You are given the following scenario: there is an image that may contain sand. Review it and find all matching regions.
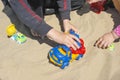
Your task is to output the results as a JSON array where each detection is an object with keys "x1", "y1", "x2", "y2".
[{"x1": 0, "y1": 1, "x2": 120, "y2": 80}]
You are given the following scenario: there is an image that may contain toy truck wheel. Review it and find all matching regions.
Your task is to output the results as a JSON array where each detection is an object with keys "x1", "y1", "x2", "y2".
[
  {"x1": 61, "y1": 65, "x2": 65, "y2": 69},
  {"x1": 76, "y1": 54, "x2": 83, "y2": 60},
  {"x1": 61, "y1": 62, "x2": 69, "y2": 69}
]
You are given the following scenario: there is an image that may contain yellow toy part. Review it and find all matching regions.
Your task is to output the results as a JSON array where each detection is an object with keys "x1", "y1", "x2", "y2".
[
  {"x1": 70, "y1": 54, "x2": 79, "y2": 62},
  {"x1": 6, "y1": 24, "x2": 17, "y2": 37}
]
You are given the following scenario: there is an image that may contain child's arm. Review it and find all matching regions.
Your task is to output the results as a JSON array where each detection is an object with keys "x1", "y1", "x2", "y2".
[
  {"x1": 56, "y1": 0, "x2": 79, "y2": 33},
  {"x1": 56, "y1": 0, "x2": 71, "y2": 20},
  {"x1": 9, "y1": 0, "x2": 52, "y2": 38}
]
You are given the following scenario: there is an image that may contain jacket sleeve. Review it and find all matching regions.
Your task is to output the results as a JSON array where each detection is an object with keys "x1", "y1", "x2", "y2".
[
  {"x1": 8, "y1": 0, "x2": 52, "y2": 38},
  {"x1": 56, "y1": 0, "x2": 71, "y2": 20}
]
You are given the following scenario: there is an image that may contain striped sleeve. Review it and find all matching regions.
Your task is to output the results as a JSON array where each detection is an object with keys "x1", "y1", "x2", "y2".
[
  {"x1": 9, "y1": 0, "x2": 52, "y2": 38},
  {"x1": 56, "y1": 0, "x2": 71, "y2": 20}
]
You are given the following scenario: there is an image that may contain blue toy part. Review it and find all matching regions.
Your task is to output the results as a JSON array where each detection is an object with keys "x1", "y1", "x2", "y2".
[
  {"x1": 61, "y1": 62, "x2": 69, "y2": 69},
  {"x1": 48, "y1": 44, "x2": 83, "y2": 69},
  {"x1": 69, "y1": 29, "x2": 81, "y2": 47},
  {"x1": 76, "y1": 54, "x2": 83, "y2": 60},
  {"x1": 49, "y1": 45, "x2": 72, "y2": 69},
  {"x1": 10, "y1": 33, "x2": 18, "y2": 40},
  {"x1": 10, "y1": 33, "x2": 27, "y2": 44},
  {"x1": 69, "y1": 29, "x2": 79, "y2": 38}
]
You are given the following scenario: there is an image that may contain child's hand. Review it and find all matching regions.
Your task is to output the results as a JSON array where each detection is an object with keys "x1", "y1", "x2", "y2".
[
  {"x1": 94, "y1": 31, "x2": 118, "y2": 49},
  {"x1": 63, "y1": 19, "x2": 79, "y2": 34},
  {"x1": 47, "y1": 29, "x2": 80, "y2": 50}
]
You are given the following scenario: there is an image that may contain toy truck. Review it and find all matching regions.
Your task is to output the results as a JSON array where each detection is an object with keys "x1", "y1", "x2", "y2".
[
  {"x1": 48, "y1": 29, "x2": 86, "y2": 69},
  {"x1": 49, "y1": 45, "x2": 71, "y2": 69},
  {"x1": 10, "y1": 33, "x2": 27, "y2": 44},
  {"x1": 49, "y1": 45, "x2": 84, "y2": 69}
]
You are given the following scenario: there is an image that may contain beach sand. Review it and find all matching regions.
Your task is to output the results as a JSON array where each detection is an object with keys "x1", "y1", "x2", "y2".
[{"x1": 0, "y1": 1, "x2": 120, "y2": 80}]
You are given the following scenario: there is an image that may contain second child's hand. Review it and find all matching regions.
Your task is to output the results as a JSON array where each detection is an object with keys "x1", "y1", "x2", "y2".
[{"x1": 63, "y1": 19, "x2": 79, "y2": 34}]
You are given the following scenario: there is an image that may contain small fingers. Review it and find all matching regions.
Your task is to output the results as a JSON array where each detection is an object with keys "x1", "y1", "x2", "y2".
[
  {"x1": 95, "y1": 38, "x2": 109, "y2": 49},
  {"x1": 73, "y1": 41, "x2": 80, "y2": 50},
  {"x1": 65, "y1": 34, "x2": 80, "y2": 50},
  {"x1": 70, "y1": 34, "x2": 80, "y2": 43},
  {"x1": 64, "y1": 40, "x2": 76, "y2": 50},
  {"x1": 94, "y1": 38, "x2": 107, "y2": 49},
  {"x1": 101, "y1": 42, "x2": 109, "y2": 49},
  {"x1": 70, "y1": 34, "x2": 81, "y2": 49},
  {"x1": 68, "y1": 38, "x2": 80, "y2": 50},
  {"x1": 70, "y1": 43, "x2": 77, "y2": 50},
  {"x1": 94, "y1": 38, "x2": 103, "y2": 47}
]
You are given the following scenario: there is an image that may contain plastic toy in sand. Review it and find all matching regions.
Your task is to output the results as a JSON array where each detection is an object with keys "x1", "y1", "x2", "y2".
[
  {"x1": 108, "y1": 43, "x2": 115, "y2": 51},
  {"x1": 6, "y1": 24, "x2": 27, "y2": 44},
  {"x1": 48, "y1": 29, "x2": 86, "y2": 69},
  {"x1": 6, "y1": 24, "x2": 17, "y2": 37}
]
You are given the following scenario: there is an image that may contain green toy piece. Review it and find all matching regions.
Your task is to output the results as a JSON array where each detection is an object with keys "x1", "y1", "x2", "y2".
[
  {"x1": 108, "y1": 43, "x2": 115, "y2": 51},
  {"x1": 10, "y1": 33, "x2": 27, "y2": 44}
]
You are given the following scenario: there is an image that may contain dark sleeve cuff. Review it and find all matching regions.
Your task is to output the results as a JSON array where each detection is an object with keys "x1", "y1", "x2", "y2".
[
  {"x1": 33, "y1": 20, "x2": 53, "y2": 39},
  {"x1": 60, "y1": 10, "x2": 71, "y2": 20}
]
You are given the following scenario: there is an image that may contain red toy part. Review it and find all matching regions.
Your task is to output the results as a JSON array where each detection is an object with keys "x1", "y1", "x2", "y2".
[
  {"x1": 80, "y1": 38, "x2": 84, "y2": 45},
  {"x1": 70, "y1": 39, "x2": 86, "y2": 54},
  {"x1": 90, "y1": 0, "x2": 107, "y2": 14}
]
